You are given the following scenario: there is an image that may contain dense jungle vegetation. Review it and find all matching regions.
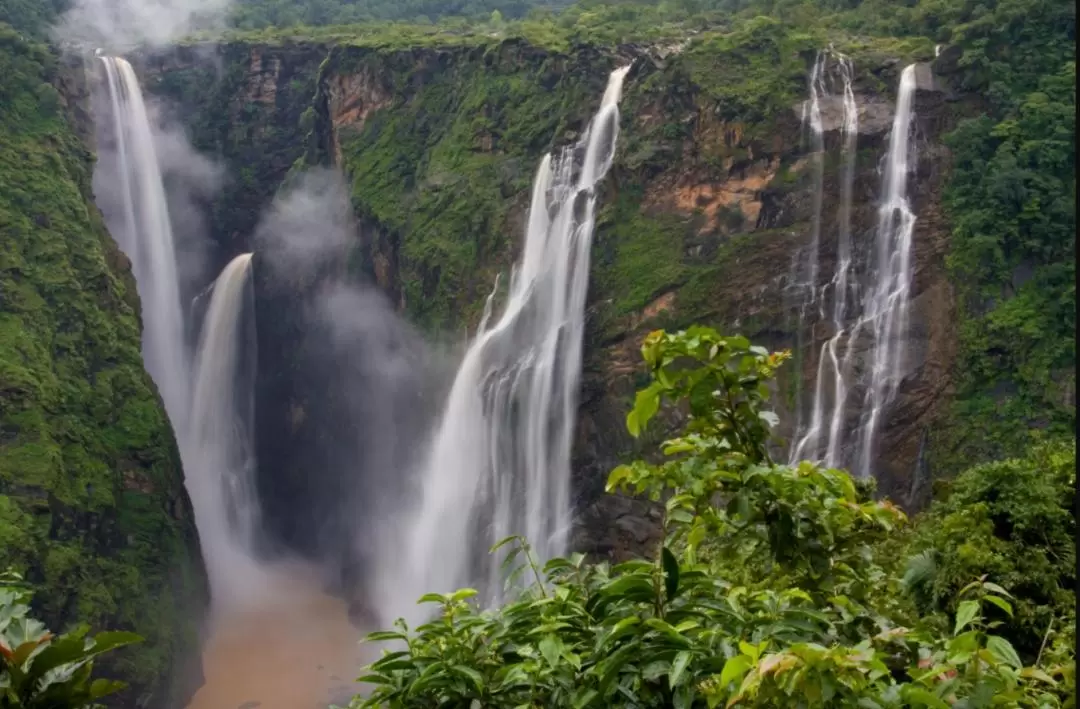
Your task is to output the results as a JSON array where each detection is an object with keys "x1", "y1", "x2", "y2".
[
  {"x1": 354, "y1": 328, "x2": 1076, "y2": 708},
  {"x1": 0, "y1": 0, "x2": 1073, "y2": 705}
]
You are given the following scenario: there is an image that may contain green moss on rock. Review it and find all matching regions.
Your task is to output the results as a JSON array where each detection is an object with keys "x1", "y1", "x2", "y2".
[{"x1": 0, "y1": 27, "x2": 207, "y2": 708}]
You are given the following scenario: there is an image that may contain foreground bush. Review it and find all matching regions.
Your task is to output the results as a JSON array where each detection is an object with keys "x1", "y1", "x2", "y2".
[
  {"x1": 0, "y1": 573, "x2": 140, "y2": 708},
  {"x1": 351, "y1": 328, "x2": 1076, "y2": 708}
]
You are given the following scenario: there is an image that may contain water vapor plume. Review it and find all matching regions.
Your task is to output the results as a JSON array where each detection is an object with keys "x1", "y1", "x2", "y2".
[
  {"x1": 250, "y1": 167, "x2": 440, "y2": 617},
  {"x1": 54, "y1": 0, "x2": 234, "y2": 49},
  {"x1": 255, "y1": 169, "x2": 356, "y2": 288}
]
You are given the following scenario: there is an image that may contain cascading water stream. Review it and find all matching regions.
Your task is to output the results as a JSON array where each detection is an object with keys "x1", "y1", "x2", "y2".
[
  {"x1": 96, "y1": 57, "x2": 269, "y2": 607},
  {"x1": 379, "y1": 65, "x2": 630, "y2": 623},
  {"x1": 97, "y1": 55, "x2": 190, "y2": 430},
  {"x1": 788, "y1": 49, "x2": 858, "y2": 467},
  {"x1": 852, "y1": 64, "x2": 918, "y2": 477},
  {"x1": 189, "y1": 253, "x2": 266, "y2": 610}
]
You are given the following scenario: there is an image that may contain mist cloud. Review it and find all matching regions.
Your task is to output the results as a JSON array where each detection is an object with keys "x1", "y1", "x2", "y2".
[
  {"x1": 54, "y1": 0, "x2": 234, "y2": 49},
  {"x1": 254, "y1": 169, "x2": 356, "y2": 287}
]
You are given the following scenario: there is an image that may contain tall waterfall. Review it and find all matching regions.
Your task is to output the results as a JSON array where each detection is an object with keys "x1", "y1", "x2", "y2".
[
  {"x1": 853, "y1": 64, "x2": 918, "y2": 477},
  {"x1": 97, "y1": 55, "x2": 190, "y2": 429},
  {"x1": 189, "y1": 253, "x2": 265, "y2": 609},
  {"x1": 96, "y1": 57, "x2": 268, "y2": 608},
  {"x1": 379, "y1": 65, "x2": 630, "y2": 621},
  {"x1": 788, "y1": 50, "x2": 859, "y2": 467}
]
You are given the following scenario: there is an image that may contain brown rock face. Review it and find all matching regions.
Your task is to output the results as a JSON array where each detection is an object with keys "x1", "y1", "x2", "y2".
[
  {"x1": 325, "y1": 66, "x2": 393, "y2": 166},
  {"x1": 572, "y1": 58, "x2": 970, "y2": 558}
]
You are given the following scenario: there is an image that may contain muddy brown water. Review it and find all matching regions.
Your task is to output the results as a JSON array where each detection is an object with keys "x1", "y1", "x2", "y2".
[{"x1": 185, "y1": 563, "x2": 373, "y2": 709}]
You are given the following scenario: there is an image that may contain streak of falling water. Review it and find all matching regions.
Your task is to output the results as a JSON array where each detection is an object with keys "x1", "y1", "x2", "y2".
[
  {"x1": 96, "y1": 60, "x2": 270, "y2": 608},
  {"x1": 378, "y1": 65, "x2": 631, "y2": 624},
  {"x1": 189, "y1": 253, "x2": 268, "y2": 609},
  {"x1": 824, "y1": 54, "x2": 859, "y2": 467},
  {"x1": 853, "y1": 64, "x2": 918, "y2": 478},
  {"x1": 788, "y1": 50, "x2": 858, "y2": 467},
  {"x1": 97, "y1": 56, "x2": 190, "y2": 431}
]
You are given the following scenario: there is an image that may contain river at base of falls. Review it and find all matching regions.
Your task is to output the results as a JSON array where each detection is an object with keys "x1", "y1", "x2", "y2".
[{"x1": 185, "y1": 562, "x2": 370, "y2": 709}]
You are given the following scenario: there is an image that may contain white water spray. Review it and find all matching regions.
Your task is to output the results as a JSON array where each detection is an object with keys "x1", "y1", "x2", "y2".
[
  {"x1": 98, "y1": 56, "x2": 190, "y2": 429},
  {"x1": 97, "y1": 58, "x2": 269, "y2": 608},
  {"x1": 379, "y1": 65, "x2": 630, "y2": 622},
  {"x1": 853, "y1": 64, "x2": 918, "y2": 477},
  {"x1": 788, "y1": 50, "x2": 858, "y2": 467},
  {"x1": 189, "y1": 253, "x2": 266, "y2": 610}
]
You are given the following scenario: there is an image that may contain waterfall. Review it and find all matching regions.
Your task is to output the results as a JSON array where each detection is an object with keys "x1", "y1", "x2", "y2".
[
  {"x1": 853, "y1": 64, "x2": 918, "y2": 477},
  {"x1": 96, "y1": 57, "x2": 269, "y2": 608},
  {"x1": 788, "y1": 50, "x2": 858, "y2": 467},
  {"x1": 189, "y1": 253, "x2": 266, "y2": 609},
  {"x1": 379, "y1": 65, "x2": 630, "y2": 621},
  {"x1": 97, "y1": 55, "x2": 190, "y2": 430}
]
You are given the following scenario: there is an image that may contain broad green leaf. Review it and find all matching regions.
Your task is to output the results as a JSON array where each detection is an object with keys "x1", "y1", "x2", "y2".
[
  {"x1": 980, "y1": 582, "x2": 1012, "y2": 598},
  {"x1": 673, "y1": 685, "x2": 694, "y2": 709},
  {"x1": 644, "y1": 618, "x2": 692, "y2": 647},
  {"x1": 627, "y1": 382, "x2": 663, "y2": 438},
  {"x1": 86, "y1": 631, "x2": 142, "y2": 654},
  {"x1": 662, "y1": 547, "x2": 680, "y2": 602},
  {"x1": 453, "y1": 664, "x2": 485, "y2": 691},
  {"x1": 719, "y1": 655, "x2": 752, "y2": 687},
  {"x1": 986, "y1": 635, "x2": 1023, "y2": 669},
  {"x1": 1019, "y1": 667, "x2": 1057, "y2": 684},
  {"x1": 900, "y1": 685, "x2": 951, "y2": 708},
  {"x1": 88, "y1": 678, "x2": 126, "y2": 700},
  {"x1": 670, "y1": 650, "x2": 692, "y2": 687},
  {"x1": 417, "y1": 593, "x2": 446, "y2": 605},
  {"x1": 606, "y1": 465, "x2": 633, "y2": 492},
  {"x1": 539, "y1": 634, "x2": 563, "y2": 668},
  {"x1": 449, "y1": 588, "x2": 479, "y2": 603},
  {"x1": 954, "y1": 600, "x2": 980, "y2": 635},
  {"x1": 982, "y1": 594, "x2": 1013, "y2": 617},
  {"x1": 572, "y1": 689, "x2": 599, "y2": 708}
]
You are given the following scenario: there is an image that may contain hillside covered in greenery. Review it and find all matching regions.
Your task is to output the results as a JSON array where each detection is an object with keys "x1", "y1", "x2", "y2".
[
  {"x1": 0, "y1": 20, "x2": 207, "y2": 709},
  {"x1": 0, "y1": 0, "x2": 1073, "y2": 705}
]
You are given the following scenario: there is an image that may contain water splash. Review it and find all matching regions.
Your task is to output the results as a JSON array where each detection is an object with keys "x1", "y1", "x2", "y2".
[
  {"x1": 189, "y1": 253, "x2": 267, "y2": 609},
  {"x1": 378, "y1": 65, "x2": 631, "y2": 623}
]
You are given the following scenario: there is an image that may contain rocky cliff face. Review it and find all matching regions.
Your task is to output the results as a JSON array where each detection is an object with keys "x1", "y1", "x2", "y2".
[
  {"x1": 0, "y1": 33, "x2": 207, "y2": 708},
  {"x1": 138, "y1": 32, "x2": 967, "y2": 574}
]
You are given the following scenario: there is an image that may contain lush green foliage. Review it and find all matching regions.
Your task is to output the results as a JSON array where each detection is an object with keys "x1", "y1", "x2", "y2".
[
  {"x1": 930, "y1": 0, "x2": 1075, "y2": 468},
  {"x1": 230, "y1": 0, "x2": 566, "y2": 29},
  {"x1": 903, "y1": 438, "x2": 1076, "y2": 663},
  {"x1": 0, "y1": 24, "x2": 206, "y2": 705},
  {"x1": 0, "y1": 0, "x2": 68, "y2": 39},
  {"x1": 0, "y1": 572, "x2": 140, "y2": 708},
  {"x1": 350, "y1": 328, "x2": 1075, "y2": 708},
  {"x1": 326, "y1": 43, "x2": 608, "y2": 329}
]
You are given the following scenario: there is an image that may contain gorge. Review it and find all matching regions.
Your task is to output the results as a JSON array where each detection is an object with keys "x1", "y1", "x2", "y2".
[{"x1": 0, "y1": 0, "x2": 1074, "y2": 706}]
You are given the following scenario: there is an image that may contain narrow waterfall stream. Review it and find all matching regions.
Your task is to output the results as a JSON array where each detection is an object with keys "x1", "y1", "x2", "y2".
[
  {"x1": 853, "y1": 63, "x2": 918, "y2": 477},
  {"x1": 788, "y1": 58, "x2": 919, "y2": 478},
  {"x1": 96, "y1": 55, "x2": 190, "y2": 431},
  {"x1": 377, "y1": 64, "x2": 631, "y2": 623},
  {"x1": 188, "y1": 253, "x2": 267, "y2": 608},
  {"x1": 788, "y1": 49, "x2": 859, "y2": 468}
]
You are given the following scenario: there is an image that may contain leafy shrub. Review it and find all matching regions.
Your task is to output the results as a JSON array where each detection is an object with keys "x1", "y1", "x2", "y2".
[
  {"x1": 903, "y1": 437, "x2": 1076, "y2": 662},
  {"x1": 349, "y1": 328, "x2": 1075, "y2": 708},
  {"x1": 0, "y1": 572, "x2": 141, "y2": 708}
]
